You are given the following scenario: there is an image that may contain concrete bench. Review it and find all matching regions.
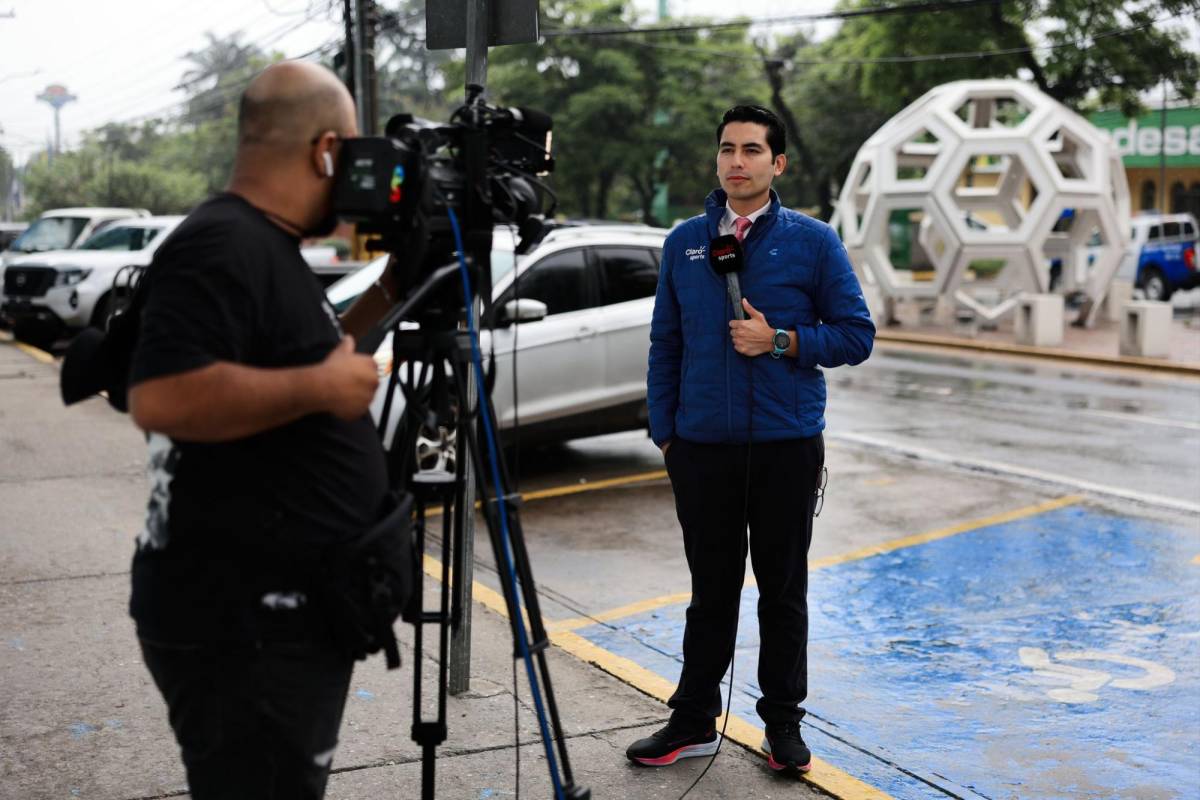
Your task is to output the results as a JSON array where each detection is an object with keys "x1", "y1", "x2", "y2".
[
  {"x1": 1015, "y1": 293, "x2": 1064, "y2": 347},
  {"x1": 1119, "y1": 301, "x2": 1172, "y2": 359}
]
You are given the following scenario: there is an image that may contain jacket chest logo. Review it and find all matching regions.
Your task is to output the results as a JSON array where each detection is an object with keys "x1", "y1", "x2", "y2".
[{"x1": 685, "y1": 246, "x2": 706, "y2": 262}]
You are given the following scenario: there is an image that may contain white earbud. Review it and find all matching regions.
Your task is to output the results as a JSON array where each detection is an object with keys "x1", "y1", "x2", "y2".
[{"x1": 323, "y1": 152, "x2": 335, "y2": 178}]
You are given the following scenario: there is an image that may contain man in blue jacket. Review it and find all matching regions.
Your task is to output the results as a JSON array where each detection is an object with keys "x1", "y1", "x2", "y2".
[{"x1": 627, "y1": 105, "x2": 874, "y2": 776}]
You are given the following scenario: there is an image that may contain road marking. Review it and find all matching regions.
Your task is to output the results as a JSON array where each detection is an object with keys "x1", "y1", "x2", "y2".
[
  {"x1": 546, "y1": 592, "x2": 692, "y2": 634},
  {"x1": 555, "y1": 495, "x2": 1083, "y2": 633},
  {"x1": 424, "y1": 469, "x2": 668, "y2": 517},
  {"x1": 518, "y1": 469, "x2": 668, "y2": 502},
  {"x1": 9, "y1": 339, "x2": 57, "y2": 365},
  {"x1": 419, "y1": 554, "x2": 889, "y2": 799},
  {"x1": 810, "y1": 494, "x2": 1084, "y2": 570},
  {"x1": 1078, "y1": 408, "x2": 1200, "y2": 432},
  {"x1": 829, "y1": 430, "x2": 1200, "y2": 515}
]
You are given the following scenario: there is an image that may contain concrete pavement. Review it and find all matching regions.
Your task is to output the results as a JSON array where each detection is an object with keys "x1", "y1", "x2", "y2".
[{"x1": 0, "y1": 338, "x2": 831, "y2": 800}]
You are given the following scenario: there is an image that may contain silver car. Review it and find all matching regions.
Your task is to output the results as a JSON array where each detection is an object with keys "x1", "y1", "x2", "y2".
[{"x1": 326, "y1": 223, "x2": 668, "y2": 466}]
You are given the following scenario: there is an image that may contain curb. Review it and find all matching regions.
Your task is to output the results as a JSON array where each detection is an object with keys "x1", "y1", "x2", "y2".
[
  {"x1": 0, "y1": 330, "x2": 58, "y2": 365},
  {"x1": 875, "y1": 329, "x2": 1200, "y2": 377}
]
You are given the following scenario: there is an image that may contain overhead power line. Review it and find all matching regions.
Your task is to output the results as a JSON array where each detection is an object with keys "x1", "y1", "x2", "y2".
[
  {"x1": 610, "y1": 12, "x2": 1179, "y2": 67},
  {"x1": 541, "y1": 0, "x2": 1003, "y2": 38}
]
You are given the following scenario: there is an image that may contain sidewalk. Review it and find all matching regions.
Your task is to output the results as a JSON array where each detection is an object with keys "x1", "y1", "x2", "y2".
[
  {"x1": 874, "y1": 292, "x2": 1200, "y2": 374},
  {"x1": 0, "y1": 338, "x2": 829, "y2": 800}
]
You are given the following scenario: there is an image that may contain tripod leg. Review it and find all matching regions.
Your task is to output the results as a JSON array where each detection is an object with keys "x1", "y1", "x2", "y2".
[{"x1": 450, "y1": 345, "x2": 590, "y2": 799}]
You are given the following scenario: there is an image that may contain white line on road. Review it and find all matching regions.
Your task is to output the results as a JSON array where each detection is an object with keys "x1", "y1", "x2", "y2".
[
  {"x1": 829, "y1": 431, "x2": 1200, "y2": 516},
  {"x1": 1077, "y1": 408, "x2": 1200, "y2": 432}
]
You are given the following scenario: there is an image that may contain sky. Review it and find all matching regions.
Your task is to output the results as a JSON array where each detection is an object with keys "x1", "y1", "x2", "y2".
[{"x1": 0, "y1": 0, "x2": 1195, "y2": 166}]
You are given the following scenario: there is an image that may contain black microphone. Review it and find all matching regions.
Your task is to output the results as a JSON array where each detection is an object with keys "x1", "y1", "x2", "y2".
[{"x1": 709, "y1": 234, "x2": 746, "y2": 320}]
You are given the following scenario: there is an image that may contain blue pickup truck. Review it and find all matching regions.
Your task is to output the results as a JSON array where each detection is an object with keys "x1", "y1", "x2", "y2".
[{"x1": 1123, "y1": 213, "x2": 1199, "y2": 302}]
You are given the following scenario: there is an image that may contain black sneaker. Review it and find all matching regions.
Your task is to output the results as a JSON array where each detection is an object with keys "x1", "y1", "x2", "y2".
[
  {"x1": 626, "y1": 717, "x2": 719, "y2": 766},
  {"x1": 762, "y1": 721, "x2": 812, "y2": 774}
]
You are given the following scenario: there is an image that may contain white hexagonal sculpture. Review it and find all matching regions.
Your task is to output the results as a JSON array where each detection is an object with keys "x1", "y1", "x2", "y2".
[{"x1": 831, "y1": 79, "x2": 1131, "y2": 326}]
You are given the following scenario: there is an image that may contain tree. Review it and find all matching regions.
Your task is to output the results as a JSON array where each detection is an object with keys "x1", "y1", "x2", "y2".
[
  {"x1": 22, "y1": 147, "x2": 206, "y2": 216},
  {"x1": 770, "y1": 0, "x2": 1200, "y2": 218},
  {"x1": 834, "y1": 0, "x2": 1200, "y2": 115},
  {"x1": 374, "y1": 0, "x2": 455, "y2": 124},
  {"x1": 482, "y1": 0, "x2": 769, "y2": 224},
  {"x1": 177, "y1": 31, "x2": 265, "y2": 125},
  {"x1": 0, "y1": 146, "x2": 15, "y2": 220}
]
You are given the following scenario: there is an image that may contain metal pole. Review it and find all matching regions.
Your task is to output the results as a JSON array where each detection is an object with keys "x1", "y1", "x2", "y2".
[
  {"x1": 342, "y1": 0, "x2": 356, "y2": 102},
  {"x1": 449, "y1": 0, "x2": 489, "y2": 697},
  {"x1": 465, "y1": 0, "x2": 489, "y2": 88},
  {"x1": 353, "y1": 0, "x2": 376, "y2": 136},
  {"x1": 1159, "y1": 78, "x2": 1167, "y2": 211}
]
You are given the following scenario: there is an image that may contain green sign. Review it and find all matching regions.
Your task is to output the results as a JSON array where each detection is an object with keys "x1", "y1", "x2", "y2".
[{"x1": 1089, "y1": 107, "x2": 1200, "y2": 168}]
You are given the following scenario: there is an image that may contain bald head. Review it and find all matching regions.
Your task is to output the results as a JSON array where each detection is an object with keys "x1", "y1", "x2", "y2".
[{"x1": 237, "y1": 61, "x2": 356, "y2": 148}]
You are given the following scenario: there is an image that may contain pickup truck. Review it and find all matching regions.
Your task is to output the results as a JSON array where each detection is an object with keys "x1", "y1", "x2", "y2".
[{"x1": 1121, "y1": 213, "x2": 1199, "y2": 301}]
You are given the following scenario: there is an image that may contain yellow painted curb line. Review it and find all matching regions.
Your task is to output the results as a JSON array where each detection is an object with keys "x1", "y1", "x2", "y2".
[
  {"x1": 5, "y1": 337, "x2": 57, "y2": 365},
  {"x1": 420, "y1": 554, "x2": 890, "y2": 798}
]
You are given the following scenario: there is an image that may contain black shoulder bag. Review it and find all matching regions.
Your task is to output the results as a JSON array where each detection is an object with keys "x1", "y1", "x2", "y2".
[{"x1": 318, "y1": 491, "x2": 417, "y2": 669}]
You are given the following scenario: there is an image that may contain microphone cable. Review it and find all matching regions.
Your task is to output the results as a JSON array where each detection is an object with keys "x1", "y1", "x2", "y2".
[{"x1": 678, "y1": 285, "x2": 756, "y2": 800}]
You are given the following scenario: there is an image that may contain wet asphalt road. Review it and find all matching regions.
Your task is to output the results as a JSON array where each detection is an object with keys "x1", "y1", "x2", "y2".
[{"x1": 454, "y1": 343, "x2": 1200, "y2": 623}]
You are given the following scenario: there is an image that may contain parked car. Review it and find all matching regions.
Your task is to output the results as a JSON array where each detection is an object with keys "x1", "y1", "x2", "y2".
[
  {"x1": 1117, "y1": 212, "x2": 1198, "y2": 301},
  {"x1": 0, "y1": 207, "x2": 150, "y2": 267},
  {"x1": 326, "y1": 223, "x2": 668, "y2": 465},
  {"x1": 0, "y1": 222, "x2": 28, "y2": 252},
  {"x1": 2, "y1": 215, "x2": 183, "y2": 346}
]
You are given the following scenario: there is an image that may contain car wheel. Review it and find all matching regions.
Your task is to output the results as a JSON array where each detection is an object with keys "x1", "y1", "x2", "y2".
[
  {"x1": 415, "y1": 419, "x2": 457, "y2": 474},
  {"x1": 90, "y1": 293, "x2": 112, "y2": 330},
  {"x1": 1140, "y1": 268, "x2": 1173, "y2": 302}
]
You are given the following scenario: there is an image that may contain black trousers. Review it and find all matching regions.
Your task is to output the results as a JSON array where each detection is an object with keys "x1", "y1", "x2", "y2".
[
  {"x1": 140, "y1": 638, "x2": 354, "y2": 800},
  {"x1": 664, "y1": 434, "x2": 824, "y2": 727}
]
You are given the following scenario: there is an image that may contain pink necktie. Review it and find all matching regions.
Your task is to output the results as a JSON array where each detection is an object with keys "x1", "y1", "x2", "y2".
[{"x1": 734, "y1": 216, "x2": 752, "y2": 243}]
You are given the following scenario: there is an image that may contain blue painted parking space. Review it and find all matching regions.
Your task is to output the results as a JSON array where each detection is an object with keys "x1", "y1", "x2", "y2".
[{"x1": 576, "y1": 504, "x2": 1200, "y2": 798}]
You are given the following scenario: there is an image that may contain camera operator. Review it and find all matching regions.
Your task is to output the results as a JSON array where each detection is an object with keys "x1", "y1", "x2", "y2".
[{"x1": 126, "y1": 61, "x2": 399, "y2": 800}]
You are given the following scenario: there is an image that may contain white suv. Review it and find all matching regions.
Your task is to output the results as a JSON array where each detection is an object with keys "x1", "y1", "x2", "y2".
[
  {"x1": 327, "y1": 223, "x2": 668, "y2": 458},
  {"x1": 2, "y1": 216, "x2": 183, "y2": 343},
  {"x1": 0, "y1": 207, "x2": 150, "y2": 267}
]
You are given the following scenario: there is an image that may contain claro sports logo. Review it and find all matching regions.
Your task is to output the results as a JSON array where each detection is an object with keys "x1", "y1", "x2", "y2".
[
  {"x1": 686, "y1": 247, "x2": 706, "y2": 262},
  {"x1": 711, "y1": 243, "x2": 737, "y2": 264},
  {"x1": 389, "y1": 165, "x2": 406, "y2": 204}
]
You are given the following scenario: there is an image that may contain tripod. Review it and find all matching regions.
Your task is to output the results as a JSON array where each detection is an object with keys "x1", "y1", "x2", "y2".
[{"x1": 371, "y1": 266, "x2": 590, "y2": 800}]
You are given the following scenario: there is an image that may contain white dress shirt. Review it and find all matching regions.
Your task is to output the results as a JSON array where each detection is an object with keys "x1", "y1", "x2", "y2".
[{"x1": 718, "y1": 198, "x2": 772, "y2": 238}]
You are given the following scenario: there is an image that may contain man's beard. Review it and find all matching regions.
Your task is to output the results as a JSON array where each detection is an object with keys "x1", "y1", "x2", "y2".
[{"x1": 305, "y1": 210, "x2": 339, "y2": 239}]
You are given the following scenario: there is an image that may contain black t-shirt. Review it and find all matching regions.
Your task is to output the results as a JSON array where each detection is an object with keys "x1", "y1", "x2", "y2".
[{"x1": 129, "y1": 193, "x2": 388, "y2": 645}]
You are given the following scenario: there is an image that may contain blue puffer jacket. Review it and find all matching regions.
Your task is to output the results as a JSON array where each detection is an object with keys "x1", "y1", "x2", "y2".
[{"x1": 647, "y1": 189, "x2": 875, "y2": 446}]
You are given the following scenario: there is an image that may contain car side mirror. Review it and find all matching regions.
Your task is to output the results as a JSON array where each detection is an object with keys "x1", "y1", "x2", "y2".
[{"x1": 498, "y1": 298, "x2": 548, "y2": 326}]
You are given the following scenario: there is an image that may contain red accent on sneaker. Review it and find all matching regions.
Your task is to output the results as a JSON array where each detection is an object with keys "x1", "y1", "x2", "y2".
[
  {"x1": 767, "y1": 753, "x2": 812, "y2": 773},
  {"x1": 634, "y1": 745, "x2": 692, "y2": 766}
]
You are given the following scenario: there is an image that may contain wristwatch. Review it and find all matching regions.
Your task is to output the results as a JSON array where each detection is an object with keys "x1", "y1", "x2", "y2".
[{"x1": 771, "y1": 328, "x2": 789, "y2": 359}]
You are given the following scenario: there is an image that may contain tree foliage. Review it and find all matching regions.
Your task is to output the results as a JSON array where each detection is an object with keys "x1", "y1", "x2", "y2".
[
  {"x1": 482, "y1": 0, "x2": 769, "y2": 224},
  {"x1": 20, "y1": 2, "x2": 1198, "y2": 223}
]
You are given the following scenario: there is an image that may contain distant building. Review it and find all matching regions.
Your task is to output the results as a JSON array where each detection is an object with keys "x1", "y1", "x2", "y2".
[{"x1": 1089, "y1": 106, "x2": 1200, "y2": 218}]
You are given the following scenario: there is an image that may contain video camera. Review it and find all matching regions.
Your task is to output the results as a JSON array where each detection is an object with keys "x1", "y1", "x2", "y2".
[{"x1": 331, "y1": 84, "x2": 554, "y2": 313}]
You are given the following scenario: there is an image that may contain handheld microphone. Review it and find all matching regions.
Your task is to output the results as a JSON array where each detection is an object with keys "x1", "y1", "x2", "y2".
[{"x1": 709, "y1": 234, "x2": 746, "y2": 320}]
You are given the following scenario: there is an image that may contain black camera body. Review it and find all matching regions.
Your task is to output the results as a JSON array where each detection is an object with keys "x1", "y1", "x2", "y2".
[{"x1": 331, "y1": 86, "x2": 554, "y2": 310}]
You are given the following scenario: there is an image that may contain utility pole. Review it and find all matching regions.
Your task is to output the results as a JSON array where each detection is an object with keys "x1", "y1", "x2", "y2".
[
  {"x1": 342, "y1": 0, "x2": 356, "y2": 103},
  {"x1": 1159, "y1": 77, "x2": 1168, "y2": 212},
  {"x1": 353, "y1": 0, "x2": 378, "y2": 136}
]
